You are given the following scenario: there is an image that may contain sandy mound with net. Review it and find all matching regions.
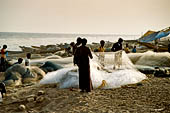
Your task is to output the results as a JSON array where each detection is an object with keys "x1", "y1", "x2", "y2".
[
  {"x1": 40, "y1": 51, "x2": 147, "y2": 89},
  {"x1": 128, "y1": 51, "x2": 170, "y2": 67}
]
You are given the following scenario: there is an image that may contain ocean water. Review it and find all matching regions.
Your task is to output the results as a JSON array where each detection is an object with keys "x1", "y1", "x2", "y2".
[{"x1": 0, "y1": 32, "x2": 140, "y2": 51}]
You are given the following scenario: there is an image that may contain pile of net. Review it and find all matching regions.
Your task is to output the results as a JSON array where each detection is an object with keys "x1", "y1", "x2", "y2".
[{"x1": 40, "y1": 51, "x2": 147, "y2": 89}]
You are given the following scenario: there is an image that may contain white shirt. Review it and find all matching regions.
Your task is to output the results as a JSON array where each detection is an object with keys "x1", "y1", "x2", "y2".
[{"x1": 25, "y1": 58, "x2": 30, "y2": 66}]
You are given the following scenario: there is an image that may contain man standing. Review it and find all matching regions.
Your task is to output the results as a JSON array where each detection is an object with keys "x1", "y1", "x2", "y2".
[
  {"x1": 111, "y1": 38, "x2": 123, "y2": 69},
  {"x1": 98, "y1": 40, "x2": 105, "y2": 66},
  {"x1": 73, "y1": 37, "x2": 82, "y2": 65},
  {"x1": 111, "y1": 38, "x2": 123, "y2": 52},
  {"x1": 0, "y1": 45, "x2": 7, "y2": 72},
  {"x1": 75, "y1": 38, "x2": 93, "y2": 92}
]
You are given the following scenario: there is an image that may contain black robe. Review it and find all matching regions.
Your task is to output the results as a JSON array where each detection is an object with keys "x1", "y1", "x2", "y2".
[{"x1": 75, "y1": 45, "x2": 93, "y2": 92}]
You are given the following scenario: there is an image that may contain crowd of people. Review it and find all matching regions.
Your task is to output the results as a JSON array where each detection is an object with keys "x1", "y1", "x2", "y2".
[
  {"x1": 69, "y1": 37, "x2": 137, "y2": 92},
  {"x1": 2, "y1": 37, "x2": 169, "y2": 94},
  {"x1": 0, "y1": 37, "x2": 136, "y2": 94},
  {"x1": 0, "y1": 44, "x2": 32, "y2": 73},
  {"x1": 0, "y1": 45, "x2": 33, "y2": 100}
]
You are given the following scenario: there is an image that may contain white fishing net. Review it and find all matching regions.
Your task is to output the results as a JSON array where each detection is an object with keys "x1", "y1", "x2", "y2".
[
  {"x1": 135, "y1": 51, "x2": 170, "y2": 67},
  {"x1": 94, "y1": 50, "x2": 136, "y2": 71},
  {"x1": 128, "y1": 51, "x2": 170, "y2": 67},
  {"x1": 40, "y1": 51, "x2": 147, "y2": 89}
]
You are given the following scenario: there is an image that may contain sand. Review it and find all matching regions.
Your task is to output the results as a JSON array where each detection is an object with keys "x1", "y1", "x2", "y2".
[
  {"x1": 1, "y1": 39, "x2": 170, "y2": 113},
  {"x1": 0, "y1": 74, "x2": 170, "y2": 113}
]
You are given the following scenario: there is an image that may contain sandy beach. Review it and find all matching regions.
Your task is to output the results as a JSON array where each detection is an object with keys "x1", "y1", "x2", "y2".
[
  {"x1": 1, "y1": 0, "x2": 170, "y2": 112},
  {"x1": 0, "y1": 74, "x2": 170, "y2": 113},
  {"x1": 1, "y1": 38, "x2": 170, "y2": 113}
]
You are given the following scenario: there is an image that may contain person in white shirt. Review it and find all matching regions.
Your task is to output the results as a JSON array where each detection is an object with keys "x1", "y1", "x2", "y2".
[
  {"x1": 25, "y1": 53, "x2": 31, "y2": 66},
  {"x1": 24, "y1": 53, "x2": 34, "y2": 78}
]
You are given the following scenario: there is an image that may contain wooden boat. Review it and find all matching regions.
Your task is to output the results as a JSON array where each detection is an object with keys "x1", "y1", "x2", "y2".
[
  {"x1": 138, "y1": 42, "x2": 168, "y2": 52},
  {"x1": 19, "y1": 45, "x2": 61, "y2": 53}
]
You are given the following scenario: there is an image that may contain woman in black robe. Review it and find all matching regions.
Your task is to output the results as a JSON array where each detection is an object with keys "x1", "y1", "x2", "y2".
[{"x1": 74, "y1": 38, "x2": 93, "y2": 92}]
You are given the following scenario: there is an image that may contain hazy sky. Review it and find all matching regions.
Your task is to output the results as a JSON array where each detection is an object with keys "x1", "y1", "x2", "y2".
[{"x1": 0, "y1": 0, "x2": 169, "y2": 34}]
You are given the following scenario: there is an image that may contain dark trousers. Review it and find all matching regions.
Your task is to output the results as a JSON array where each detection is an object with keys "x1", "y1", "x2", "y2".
[
  {"x1": 78, "y1": 64, "x2": 93, "y2": 92},
  {"x1": 0, "y1": 57, "x2": 6, "y2": 72}
]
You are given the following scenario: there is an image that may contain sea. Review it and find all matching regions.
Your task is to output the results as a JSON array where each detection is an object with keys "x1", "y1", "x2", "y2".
[{"x1": 0, "y1": 32, "x2": 140, "y2": 51}]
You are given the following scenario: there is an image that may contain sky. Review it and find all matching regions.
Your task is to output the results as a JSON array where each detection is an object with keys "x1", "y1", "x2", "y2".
[{"x1": 0, "y1": 0, "x2": 170, "y2": 35}]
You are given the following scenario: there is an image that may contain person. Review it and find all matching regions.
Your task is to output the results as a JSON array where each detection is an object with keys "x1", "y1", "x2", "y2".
[
  {"x1": 0, "y1": 45, "x2": 7, "y2": 72},
  {"x1": 124, "y1": 43, "x2": 130, "y2": 53},
  {"x1": 132, "y1": 46, "x2": 137, "y2": 53},
  {"x1": 73, "y1": 37, "x2": 82, "y2": 65},
  {"x1": 70, "y1": 42, "x2": 75, "y2": 55},
  {"x1": 73, "y1": 37, "x2": 82, "y2": 55},
  {"x1": 65, "y1": 46, "x2": 72, "y2": 56},
  {"x1": 98, "y1": 40, "x2": 105, "y2": 52},
  {"x1": 98, "y1": 40, "x2": 105, "y2": 66},
  {"x1": 24, "y1": 53, "x2": 34, "y2": 78},
  {"x1": 154, "y1": 41, "x2": 158, "y2": 52},
  {"x1": 168, "y1": 44, "x2": 170, "y2": 53},
  {"x1": 111, "y1": 38, "x2": 123, "y2": 69},
  {"x1": 74, "y1": 38, "x2": 93, "y2": 92},
  {"x1": 13, "y1": 58, "x2": 23, "y2": 65},
  {"x1": 0, "y1": 82, "x2": 6, "y2": 98},
  {"x1": 111, "y1": 38, "x2": 123, "y2": 52},
  {"x1": 25, "y1": 53, "x2": 31, "y2": 66}
]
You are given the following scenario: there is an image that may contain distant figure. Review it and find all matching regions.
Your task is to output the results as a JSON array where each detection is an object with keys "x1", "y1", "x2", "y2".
[
  {"x1": 73, "y1": 37, "x2": 82, "y2": 55},
  {"x1": 98, "y1": 40, "x2": 105, "y2": 52},
  {"x1": 70, "y1": 42, "x2": 75, "y2": 55},
  {"x1": 65, "y1": 46, "x2": 72, "y2": 56},
  {"x1": 24, "y1": 53, "x2": 34, "y2": 78},
  {"x1": 132, "y1": 46, "x2": 137, "y2": 53},
  {"x1": 13, "y1": 58, "x2": 23, "y2": 65},
  {"x1": 74, "y1": 38, "x2": 93, "y2": 92},
  {"x1": 168, "y1": 44, "x2": 170, "y2": 53},
  {"x1": 154, "y1": 42, "x2": 158, "y2": 52},
  {"x1": 0, "y1": 45, "x2": 8, "y2": 72},
  {"x1": 111, "y1": 38, "x2": 123, "y2": 69},
  {"x1": 73, "y1": 37, "x2": 82, "y2": 65},
  {"x1": 124, "y1": 43, "x2": 130, "y2": 53},
  {"x1": 25, "y1": 53, "x2": 31, "y2": 66},
  {"x1": 111, "y1": 38, "x2": 123, "y2": 52},
  {"x1": 0, "y1": 82, "x2": 6, "y2": 98},
  {"x1": 98, "y1": 40, "x2": 105, "y2": 66}
]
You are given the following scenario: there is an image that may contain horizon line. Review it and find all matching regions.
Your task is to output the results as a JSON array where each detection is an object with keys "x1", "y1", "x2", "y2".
[{"x1": 0, "y1": 31, "x2": 141, "y2": 36}]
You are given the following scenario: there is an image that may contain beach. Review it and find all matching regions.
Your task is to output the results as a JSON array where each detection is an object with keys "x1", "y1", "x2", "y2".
[
  {"x1": 0, "y1": 37, "x2": 170, "y2": 113},
  {"x1": 1, "y1": 0, "x2": 170, "y2": 112},
  {"x1": 0, "y1": 74, "x2": 170, "y2": 113}
]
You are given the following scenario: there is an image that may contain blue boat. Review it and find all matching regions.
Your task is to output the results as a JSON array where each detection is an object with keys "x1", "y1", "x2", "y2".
[{"x1": 139, "y1": 27, "x2": 170, "y2": 43}]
